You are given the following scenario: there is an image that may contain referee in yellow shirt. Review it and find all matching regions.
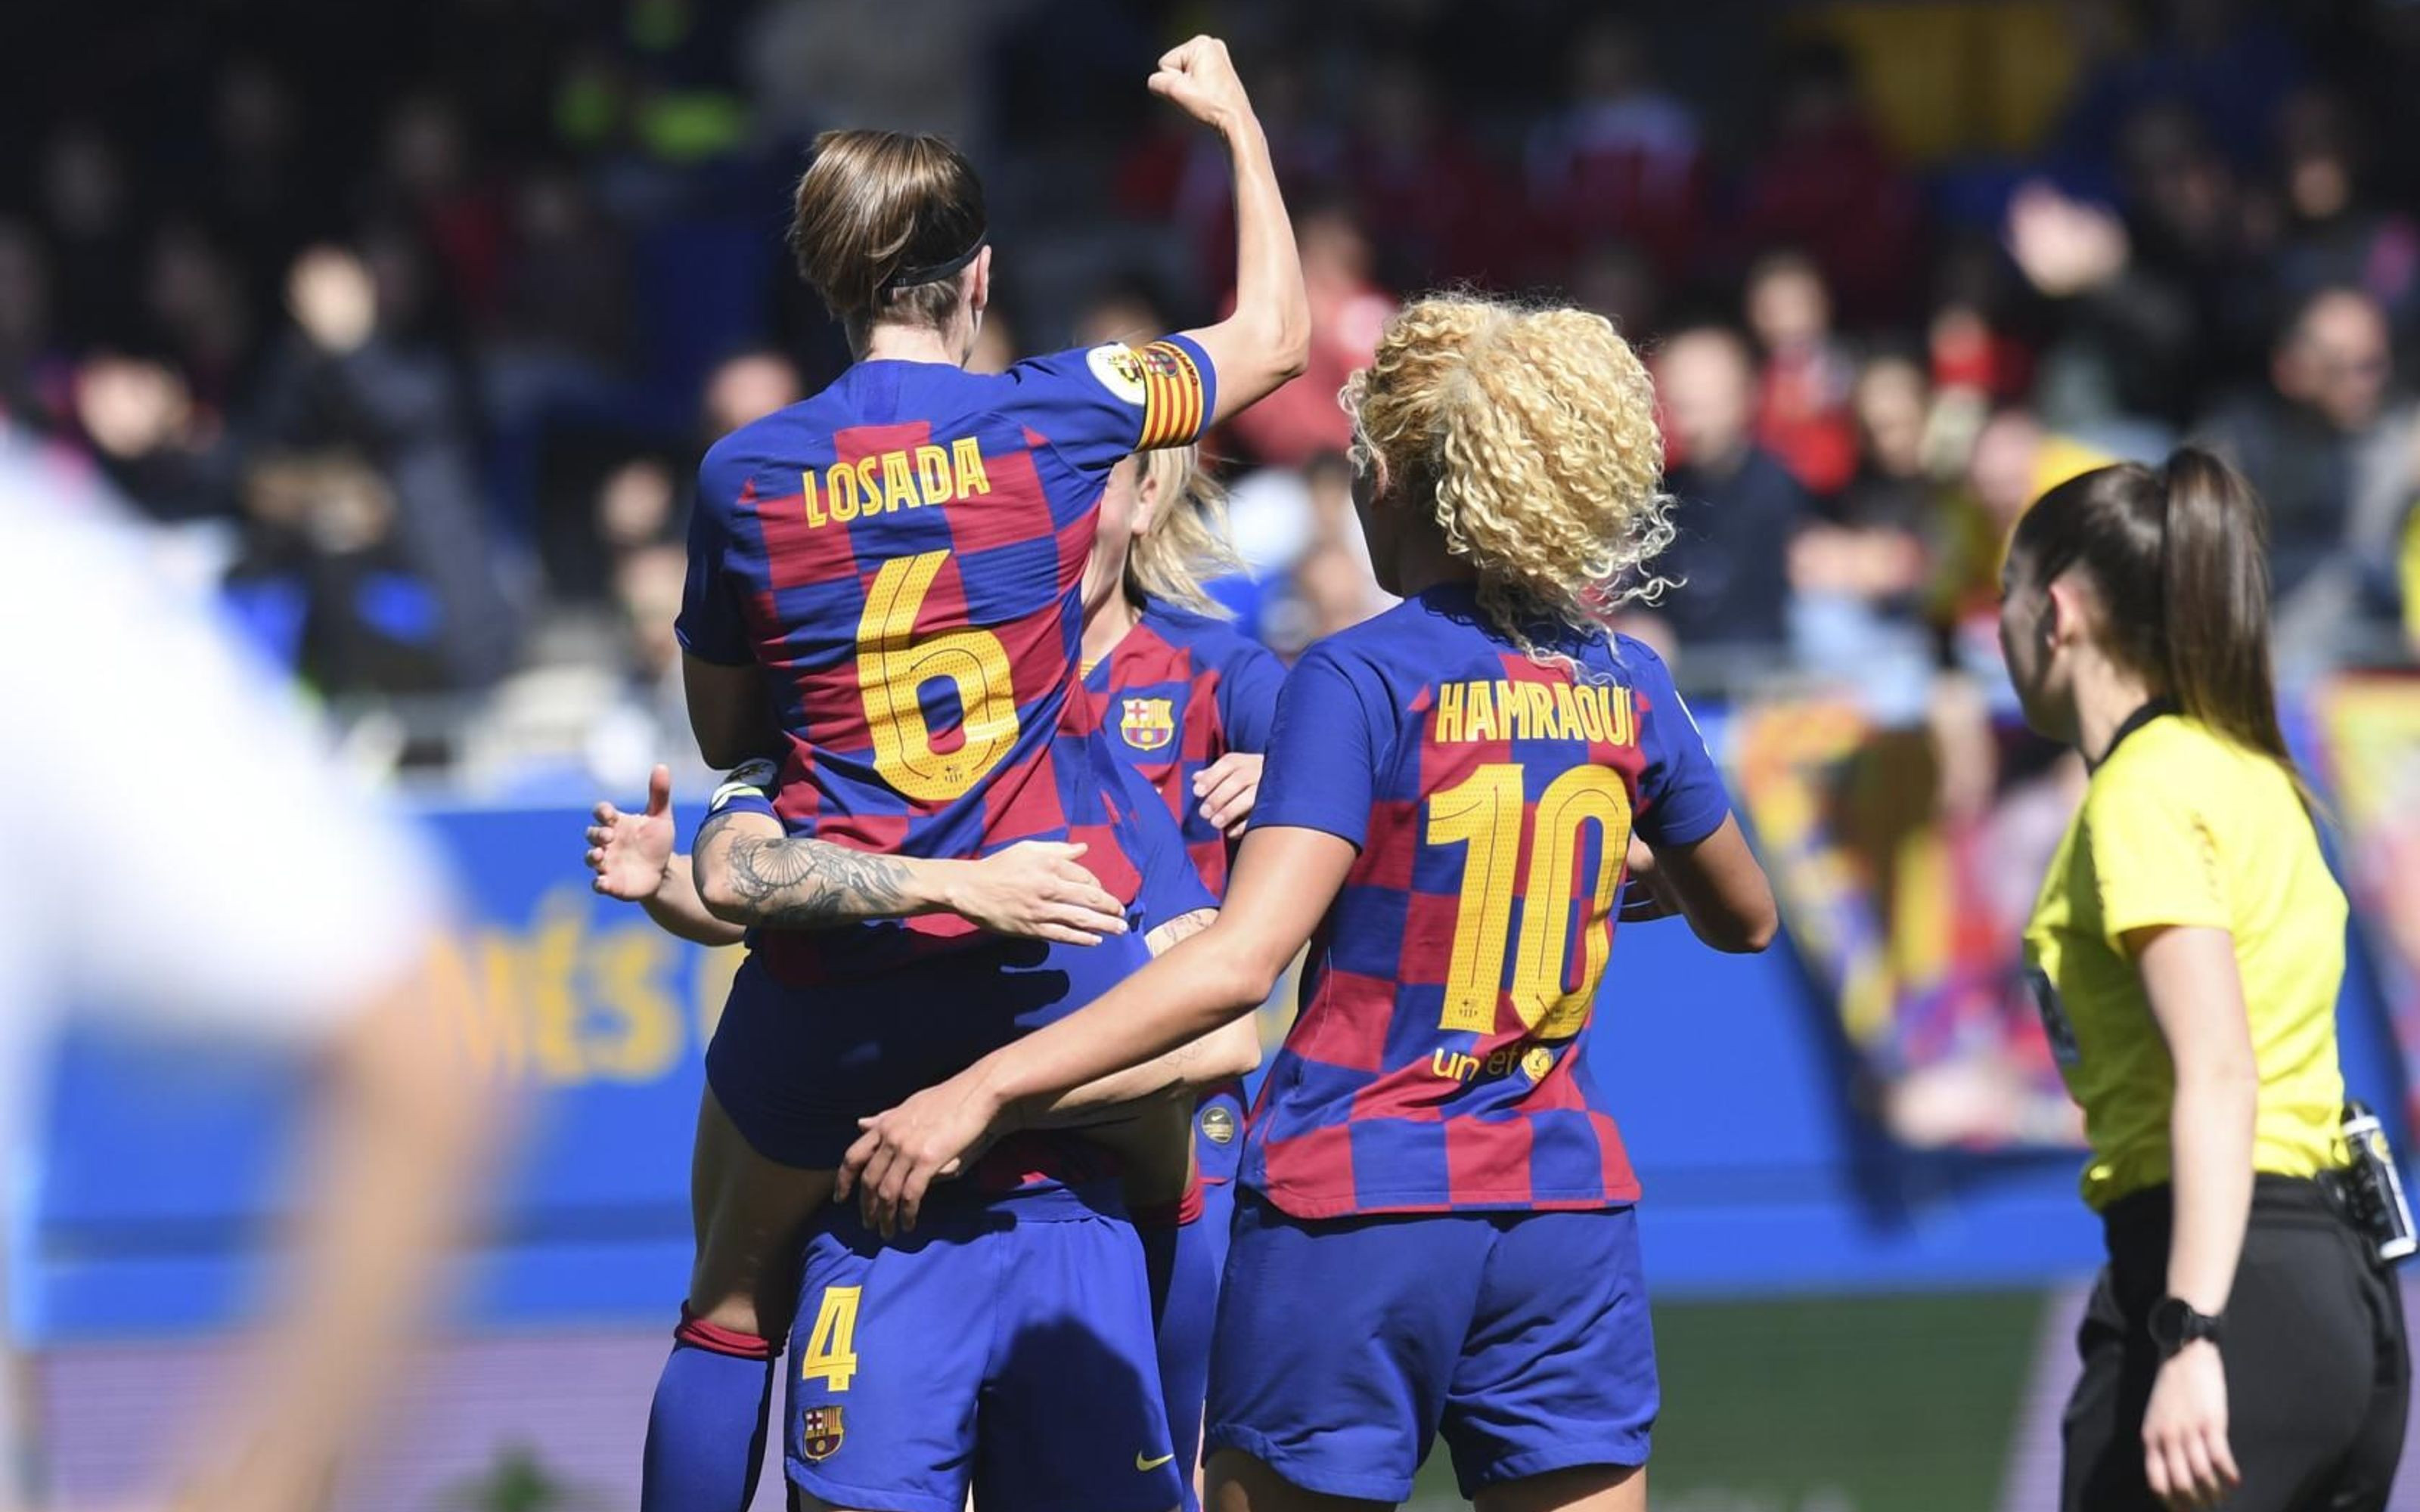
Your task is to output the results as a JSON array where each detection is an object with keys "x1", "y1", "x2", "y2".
[{"x1": 2001, "y1": 447, "x2": 2409, "y2": 1510}]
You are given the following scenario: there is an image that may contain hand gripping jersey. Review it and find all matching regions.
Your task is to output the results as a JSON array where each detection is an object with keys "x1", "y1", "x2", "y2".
[
  {"x1": 1241, "y1": 584, "x2": 1732, "y2": 1217},
  {"x1": 1084, "y1": 599, "x2": 1286, "y2": 897},
  {"x1": 677, "y1": 339, "x2": 1216, "y2": 986}
]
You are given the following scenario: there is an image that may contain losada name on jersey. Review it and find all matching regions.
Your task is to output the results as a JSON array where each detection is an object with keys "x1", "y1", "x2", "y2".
[
  {"x1": 1431, "y1": 678, "x2": 1636, "y2": 746},
  {"x1": 801, "y1": 438, "x2": 993, "y2": 531}
]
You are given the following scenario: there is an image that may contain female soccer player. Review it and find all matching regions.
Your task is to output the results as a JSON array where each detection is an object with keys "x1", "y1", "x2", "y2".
[
  {"x1": 1998, "y1": 449, "x2": 2408, "y2": 1511},
  {"x1": 649, "y1": 34, "x2": 1305, "y2": 1512},
  {"x1": 842, "y1": 293, "x2": 1779, "y2": 1512},
  {"x1": 590, "y1": 441, "x2": 1280, "y2": 1510}
]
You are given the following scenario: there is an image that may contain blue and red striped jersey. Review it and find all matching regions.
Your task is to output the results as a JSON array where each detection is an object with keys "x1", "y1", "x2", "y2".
[
  {"x1": 676, "y1": 339, "x2": 1216, "y2": 984},
  {"x1": 1239, "y1": 583, "x2": 1731, "y2": 1218},
  {"x1": 1083, "y1": 599, "x2": 1285, "y2": 898}
]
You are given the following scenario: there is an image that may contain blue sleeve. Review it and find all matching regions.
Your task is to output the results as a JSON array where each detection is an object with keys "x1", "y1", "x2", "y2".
[
  {"x1": 1000, "y1": 333, "x2": 1219, "y2": 477},
  {"x1": 1625, "y1": 643, "x2": 1730, "y2": 847},
  {"x1": 1214, "y1": 637, "x2": 1286, "y2": 754},
  {"x1": 675, "y1": 452, "x2": 753, "y2": 667},
  {"x1": 1249, "y1": 647, "x2": 1382, "y2": 850},
  {"x1": 1118, "y1": 761, "x2": 1218, "y2": 925}
]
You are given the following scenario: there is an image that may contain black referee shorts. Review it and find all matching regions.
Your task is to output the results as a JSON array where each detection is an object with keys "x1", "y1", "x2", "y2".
[{"x1": 2062, "y1": 1175, "x2": 2409, "y2": 1512}]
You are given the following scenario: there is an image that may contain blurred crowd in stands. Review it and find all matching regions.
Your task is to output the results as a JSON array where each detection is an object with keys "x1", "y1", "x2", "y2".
[{"x1": 6, "y1": 0, "x2": 2420, "y2": 798}]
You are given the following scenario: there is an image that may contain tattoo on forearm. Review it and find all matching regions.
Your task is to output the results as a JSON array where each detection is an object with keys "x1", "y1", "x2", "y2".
[{"x1": 700, "y1": 811, "x2": 918, "y2": 928}]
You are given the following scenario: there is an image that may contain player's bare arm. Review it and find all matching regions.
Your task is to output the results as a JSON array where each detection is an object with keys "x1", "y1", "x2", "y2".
[
  {"x1": 1156, "y1": 37, "x2": 1311, "y2": 426},
  {"x1": 840, "y1": 825, "x2": 1354, "y2": 1234},
  {"x1": 692, "y1": 806, "x2": 1131, "y2": 943},
  {"x1": 682, "y1": 652, "x2": 781, "y2": 770}
]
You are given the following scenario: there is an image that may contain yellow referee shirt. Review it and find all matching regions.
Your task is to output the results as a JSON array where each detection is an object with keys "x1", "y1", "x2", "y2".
[{"x1": 2024, "y1": 713, "x2": 2348, "y2": 1210}]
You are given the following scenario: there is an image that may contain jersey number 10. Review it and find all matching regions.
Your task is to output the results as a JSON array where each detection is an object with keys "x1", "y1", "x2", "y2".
[
  {"x1": 1426, "y1": 764, "x2": 1634, "y2": 1040},
  {"x1": 856, "y1": 550, "x2": 1020, "y2": 801}
]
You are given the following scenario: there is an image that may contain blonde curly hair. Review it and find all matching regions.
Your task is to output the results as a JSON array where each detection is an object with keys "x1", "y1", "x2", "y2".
[
  {"x1": 1122, "y1": 445, "x2": 1243, "y2": 617},
  {"x1": 1342, "y1": 293, "x2": 1674, "y2": 652}
]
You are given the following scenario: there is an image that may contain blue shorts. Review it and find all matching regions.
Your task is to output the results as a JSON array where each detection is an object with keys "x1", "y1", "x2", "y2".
[
  {"x1": 707, "y1": 927, "x2": 1155, "y2": 1168},
  {"x1": 786, "y1": 1182, "x2": 1184, "y2": 1512},
  {"x1": 1205, "y1": 1194, "x2": 1657, "y2": 1503}
]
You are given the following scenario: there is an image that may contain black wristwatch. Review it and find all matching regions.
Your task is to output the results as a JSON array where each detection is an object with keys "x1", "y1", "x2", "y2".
[{"x1": 2147, "y1": 1297, "x2": 2224, "y2": 1358}]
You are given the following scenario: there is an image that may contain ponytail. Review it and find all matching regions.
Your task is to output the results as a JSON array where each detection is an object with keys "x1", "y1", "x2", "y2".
[
  {"x1": 2158, "y1": 447, "x2": 2292, "y2": 769},
  {"x1": 2011, "y1": 446, "x2": 2297, "y2": 774}
]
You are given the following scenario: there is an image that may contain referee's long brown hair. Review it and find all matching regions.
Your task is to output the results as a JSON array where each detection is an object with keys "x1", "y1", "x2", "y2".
[{"x1": 2012, "y1": 446, "x2": 2297, "y2": 774}]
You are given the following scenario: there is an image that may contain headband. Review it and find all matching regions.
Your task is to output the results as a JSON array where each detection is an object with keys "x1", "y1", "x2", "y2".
[{"x1": 880, "y1": 231, "x2": 988, "y2": 299}]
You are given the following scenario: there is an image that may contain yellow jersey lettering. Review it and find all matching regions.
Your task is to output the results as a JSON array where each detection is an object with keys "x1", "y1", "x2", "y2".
[
  {"x1": 1525, "y1": 683, "x2": 1556, "y2": 741},
  {"x1": 1578, "y1": 686, "x2": 1608, "y2": 742},
  {"x1": 801, "y1": 442, "x2": 997, "y2": 531},
  {"x1": 882, "y1": 451, "x2": 917, "y2": 514},
  {"x1": 1552, "y1": 683, "x2": 1584, "y2": 741},
  {"x1": 1465, "y1": 682, "x2": 1498, "y2": 743},
  {"x1": 914, "y1": 445, "x2": 952, "y2": 505},
  {"x1": 1435, "y1": 680, "x2": 1465, "y2": 745},
  {"x1": 1491, "y1": 681, "x2": 1522, "y2": 739},
  {"x1": 1430, "y1": 1048, "x2": 1481, "y2": 1082},
  {"x1": 951, "y1": 436, "x2": 991, "y2": 497},
  {"x1": 827, "y1": 462, "x2": 860, "y2": 523},
  {"x1": 799, "y1": 1285, "x2": 863, "y2": 1392}
]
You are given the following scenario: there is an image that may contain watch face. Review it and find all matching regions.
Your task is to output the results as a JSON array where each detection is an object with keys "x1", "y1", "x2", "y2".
[
  {"x1": 2149, "y1": 1297, "x2": 2187, "y2": 1349},
  {"x1": 2149, "y1": 1297, "x2": 2217, "y2": 1352}
]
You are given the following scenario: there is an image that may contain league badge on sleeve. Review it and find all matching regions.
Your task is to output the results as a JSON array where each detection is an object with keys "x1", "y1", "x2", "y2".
[
  {"x1": 1085, "y1": 343, "x2": 1150, "y2": 405},
  {"x1": 799, "y1": 1404, "x2": 846, "y2": 1463},
  {"x1": 1120, "y1": 696, "x2": 1176, "y2": 752}
]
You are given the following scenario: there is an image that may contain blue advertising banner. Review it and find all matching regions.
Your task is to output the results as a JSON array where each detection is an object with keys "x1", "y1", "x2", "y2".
[{"x1": 20, "y1": 706, "x2": 2414, "y2": 1342}]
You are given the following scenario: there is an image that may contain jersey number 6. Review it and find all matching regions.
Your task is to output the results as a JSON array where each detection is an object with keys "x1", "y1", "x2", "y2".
[
  {"x1": 857, "y1": 550, "x2": 1020, "y2": 802},
  {"x1": 1426, "y1": 763, "x2": 1634, "y2": 1040}
]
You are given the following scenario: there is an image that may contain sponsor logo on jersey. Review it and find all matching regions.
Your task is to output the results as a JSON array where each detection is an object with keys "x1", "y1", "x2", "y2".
[{"x1": 1199, "y1": 1103, "x2": 1237, "y2": 1145}]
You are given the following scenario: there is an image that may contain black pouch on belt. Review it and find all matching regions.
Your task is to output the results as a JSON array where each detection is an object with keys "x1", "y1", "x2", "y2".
[{"x1": 2332, "y1": 1101, "x2": 2418, "y2": 1265}]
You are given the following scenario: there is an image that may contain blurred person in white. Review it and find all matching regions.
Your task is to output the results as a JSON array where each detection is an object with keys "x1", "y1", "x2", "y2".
[{"x1": 0, "y1": 437, "x2": 492, "y2": 1512}]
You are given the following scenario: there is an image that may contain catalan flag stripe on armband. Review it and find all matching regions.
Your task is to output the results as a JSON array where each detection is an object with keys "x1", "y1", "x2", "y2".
[{"x1": 1135, "y1": 340, "x2": 1205, "y2": 449}]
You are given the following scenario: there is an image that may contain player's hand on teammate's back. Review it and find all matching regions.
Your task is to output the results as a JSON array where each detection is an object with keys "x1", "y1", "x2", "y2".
[
  {"x1": 586, "y1": 764, "x2": 678, "y2": 901},
  {"x1": 1193, "y1": 751, "x2": 1263, "y2": 837},
  {"x1": 1148, "y1": 36, "x2": 1252, "y2": 135},
  {"x1": 841, "y1": 1071, "x2": 1007, "y2": 1237},
  {"x1": 947, "y1": 841, "x2": 1129, "y2": 945}
]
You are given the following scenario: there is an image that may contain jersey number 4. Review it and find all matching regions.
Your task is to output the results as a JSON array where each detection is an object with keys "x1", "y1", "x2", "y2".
[
  {"x1": 1426, "y1": 764, "x2": 1634, "y2": 1040},
  {"x1": 857, "y1": 551, "x2": 1019, "y2": 801},
  {"x1": 799, "y1": 1284, "x2": 862, "y2": 1391}
]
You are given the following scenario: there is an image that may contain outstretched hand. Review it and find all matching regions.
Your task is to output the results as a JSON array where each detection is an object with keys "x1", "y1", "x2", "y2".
[{"x1": 586, "y1": 764, "x2": 678, "y2": 901}]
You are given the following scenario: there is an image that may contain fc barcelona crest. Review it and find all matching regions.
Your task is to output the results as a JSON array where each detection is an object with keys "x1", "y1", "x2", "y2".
[
  {"x1": 1120, "y1": 697, "x2": 1175, "y2": 752},
  {"x1": 800, "y1": 1404, "x2": 845, "y2": 1462}
]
